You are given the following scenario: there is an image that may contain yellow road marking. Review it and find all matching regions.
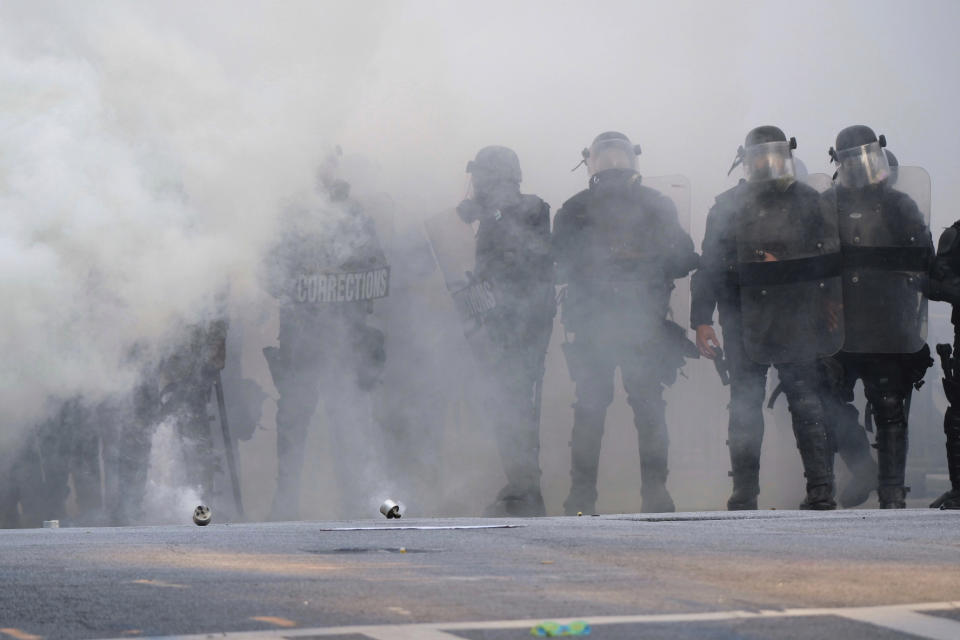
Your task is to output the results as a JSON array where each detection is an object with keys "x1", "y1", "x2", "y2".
[
  {"x1": 129, "y1": 579, "x2": 188, "y2": 589},
  {"x1": 250, "y1": 616, "x2": 297, "y2": 628},
  {"x1": 0, "y1": 629, "x2": 43, "y2": 640}
]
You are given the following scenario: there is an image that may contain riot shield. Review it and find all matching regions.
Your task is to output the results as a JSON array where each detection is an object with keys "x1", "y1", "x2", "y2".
[
  {"x1": 423, "y1": 209, "x2": 500, "y2": 366},
  {"x1": 837, "y1": 166, "x2": 931, "y2": 354},
  {"x1": 643, "y1": 174, "x2": 691, "y2": 232},
  {"x1": 737, "y1": 174, "x2": 844, "y2": 364},
  {"x1": 642, "y1": 174, "x2": 692, "y2": 327}
]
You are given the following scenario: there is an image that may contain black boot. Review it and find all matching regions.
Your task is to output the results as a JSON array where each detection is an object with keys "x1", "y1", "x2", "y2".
[
  {"x1": 727, "y1": 446, "x2": 760, "y2": 511},
  {"x1": 485, "y1": 486, "x2": 546, "y2": 517},
  {"x1": 876, "y1": 417, "x2": 908, "y2": 509},
  {"x1": 879, "y1": 486, "x2": 908, "y2": 509},
  {"x1": 727, "y1": 470, "x2": 759, "y2": 511},
  {"x1": 563, "y1": 405, "x2": 605, "y2": 515},
  {"x1": 931, "y1": 489, "x2": 960, "y2": 509},
  {"x1": 794, "y1": 421, "x2": 836, "y2": 511},
  {"x1": 834, "y1": 404, "x2": 878, "y2": 508},
  {"x1": 932, "y1": 405, "x2": 960, "y2": 509},
  {"x1": 838, "y1": 455, "x2": 878, "y2": 508},
  {"x1": 640, "y1": 460, "x2": 675, "y2": 513}
]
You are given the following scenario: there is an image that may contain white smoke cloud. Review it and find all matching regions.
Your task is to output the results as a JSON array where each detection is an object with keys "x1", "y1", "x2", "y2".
[{"x1": 2, "y1": 0, "x2": 959, "y2": 517}]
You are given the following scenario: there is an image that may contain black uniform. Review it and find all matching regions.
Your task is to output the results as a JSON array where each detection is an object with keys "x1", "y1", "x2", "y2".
[
  {"x1": 693, "y1": 180, "x2": 876, "y2": 509},
  {"x1": 156, "y1": 318, "x2": 230, "y2": 504},
  {"x1": 928, "y1": 220, "x2": 960, "y2": 509},
  {"x1": 821, "y1": 126, "x2": 935, "y2": 508},
  {"x1": 829, "y1": 182, "x2": 933, "y2": 507},
  {"x1": 456, "y1": 145, "x2": 555, "y2": 517},
  {"x1": 554, "y1": 165, "x2": 697, "y2": 515},
  {"x1": 264, "y1": 182, "x2": 387, "y2": 520}
]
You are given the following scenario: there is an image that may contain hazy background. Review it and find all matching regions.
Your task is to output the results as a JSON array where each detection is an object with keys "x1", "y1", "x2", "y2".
[{"x1": 1, "y1": 0, "x2": 958, "y2": 520}]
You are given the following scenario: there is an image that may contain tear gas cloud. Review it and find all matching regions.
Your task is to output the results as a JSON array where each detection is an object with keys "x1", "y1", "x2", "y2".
[{"x1": 1, "y1": 0, "x2": 958, "y2": 520}]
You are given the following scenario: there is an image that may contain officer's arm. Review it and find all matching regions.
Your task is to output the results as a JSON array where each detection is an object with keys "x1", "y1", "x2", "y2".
[
  {"x1": 689, "y1": 202, "x2": 724, "y2": 329},
  {"x1": 551, "y1": 202, "x2": 576, "y2": 285},
  {"x1": 928, "y1": 222, "x2": 960, "y2": 303},
  {"x1": 656, "y1": 194, "x2": 699, "y2": 280},
  {"x1": 531, "y1": 199, "x2": 555, "y2": 283}
]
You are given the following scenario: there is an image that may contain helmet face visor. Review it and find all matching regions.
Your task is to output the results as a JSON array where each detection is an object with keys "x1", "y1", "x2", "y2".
[
  {"x1": 836, "y1": 141, "x2": 890, "y2": 188},
  {"x1": 743, "y1": 141, "x2": 795, "y2": 183},
  {"x1": 587, "y1": 138, "x2": 637, "y2": 175}
]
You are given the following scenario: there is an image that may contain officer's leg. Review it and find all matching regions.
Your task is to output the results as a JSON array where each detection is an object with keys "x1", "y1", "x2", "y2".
[
  {"x1": 97, "y1": 397, "x2": 126, "y2": 525},
  {"x1": 721, "y1": 321, "x2": 768, "y2": 510},
  {"x1": 622, "y1": 358, "x2": 674, "y2": 513},
  {"x1": 562, "y1": 338, "x2": 615, "y2": 515},
  {"x1": 71, "y1": 401, "x2": 103, "y2": 517},
  {"x1": 862, "y1": 363, "x2": 911, "y2": 508},
  {"x1": 14, "y1": 435, "x2": 47, "y2": 528},
  {"x1": 314, "y1": 323, "x2": 377, "y2": 519},
  {"x1": 270, "y1": 324, "x2": 323, "y2": 521},
  {"x1": 932, "y1": 403, "x2": 960, "y2": 509},
  {"x1": 175, "y1": 379, "x2": 217, "y2": 502},
  {"x1": 485, "y1": 346, "x2": 547, "y2": 516},
  {"x1": 821, "y1": 357, "x2": 877, "y2": 508},
  {"x1": 114, "y1": 382, "x2": 158, "y2": 525},
  {"x1": 36, "y1": 406, "x2": 73, "y2": 522},
  {"x1": 833, "y1": 402, "x2": 878, "y2": 508},
  {"x1": 776, "y1": 361, "x2": 836, "y2": 510},
  {"x1": 0, "y1": 444, "x2": 19, "y2": 528},
  {"x1": 931, "y1": 348, "x2": 960, "y2": 508}
]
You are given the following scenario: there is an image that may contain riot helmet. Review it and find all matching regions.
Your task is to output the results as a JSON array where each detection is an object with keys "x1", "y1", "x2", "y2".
[
  {"x1": 729, "y1": 126, "x2": 797, "y2": 183},
  {"x1": 884, "y1": 149, "x2": 899, "y2": 185},
  {"x1": 316, "y1": 145, "x2": 344, "y2": 192},
  {"x1": 466, "y1": 146, "x2": 522, "y2": 203},
  {"x1": 580, "y1": 131, "x2": 642, "y2": 176},
  {"x1": 829, "y1": 125, "x2": 890, "y2": 189}
]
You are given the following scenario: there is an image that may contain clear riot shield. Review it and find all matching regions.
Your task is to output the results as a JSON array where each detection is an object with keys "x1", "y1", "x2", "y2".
[
  {"x1": 642, "y1": 175, "x2": 692, "y2": 327},
  {"x1": 737, "y1": 174, "x2": 844, "y2": 364},
  {"x1": 837, "y1": 166, "x2": 931, "y2": 354},
  {"x1": 423, "y1": 209, "x2": 500, "y2": 366}
]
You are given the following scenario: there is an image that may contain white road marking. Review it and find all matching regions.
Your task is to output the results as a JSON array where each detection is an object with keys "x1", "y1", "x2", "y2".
[
  {"x1": 313, "y1": 525, "x2": 523, "y2": 531},
  {"x1": 363, "y1": 629, "x2": 460, "y2": 640},
  {"x1": 95, "y1": 600, "x2": 960, "y2": 639},
  {"x1": 839, "y1": 606, "x2": 960, "y2": 640}
]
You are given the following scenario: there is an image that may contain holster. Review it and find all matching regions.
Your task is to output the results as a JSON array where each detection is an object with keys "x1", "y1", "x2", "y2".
[
  {"x1": 661, "y1": 319, "x2": 699, "y2": 361},
  {"x1": 906, "y1": 343, "x2": 934, "y2": 389}
]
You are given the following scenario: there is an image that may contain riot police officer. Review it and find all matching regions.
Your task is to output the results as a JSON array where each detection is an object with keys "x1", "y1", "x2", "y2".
[
  {"x1": 929, "y1": 221, "x2": 960, "y2": 509},
  {"x1": 693, "y1": 126, "x2": 843, "y2": 510},
  {"x1": 553, "y1": 131, "x2": 698, "y2": 514},
  {"x1": 264, "y1": 159, "x2": 388, "y2": 520},
  {"x1": 826, "y1": 125, "x2": 933, "y2": 509},
  {"x1": 453, "y1": 146, "x2": 555, "y2": 517},
  {"x1": 156, "y1": 317, "x2": 230, "y2": 504}
]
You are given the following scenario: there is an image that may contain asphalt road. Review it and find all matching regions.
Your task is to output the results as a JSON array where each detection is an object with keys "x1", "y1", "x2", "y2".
[{"x1": 1, "y1": 509, "x2": 959, "y2": 639}]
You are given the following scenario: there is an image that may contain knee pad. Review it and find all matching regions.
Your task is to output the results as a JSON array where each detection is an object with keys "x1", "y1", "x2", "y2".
[
  {"x1": 870, "y1": 393, "x2": 906, "y2": 427},
  {"x1": 732, "y1": 377, "x2": 766, "y2": 409},
  {"x1": 787, "y1": 392, "x2": 823, "y2": 426}
]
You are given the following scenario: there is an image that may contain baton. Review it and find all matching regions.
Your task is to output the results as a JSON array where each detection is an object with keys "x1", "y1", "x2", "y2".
[{"x1": 214, "y1": 370, "x2": 245, "y2": 518}]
